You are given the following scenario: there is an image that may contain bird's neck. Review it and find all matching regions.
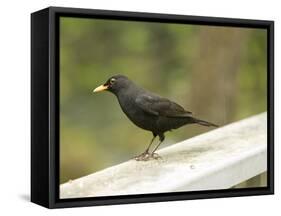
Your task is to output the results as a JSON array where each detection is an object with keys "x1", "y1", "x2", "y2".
[{"x1": 115, "y1": 84, "x2": 142, "y2": 101}]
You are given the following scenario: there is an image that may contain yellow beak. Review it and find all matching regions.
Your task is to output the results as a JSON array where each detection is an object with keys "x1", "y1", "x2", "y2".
[{"x1": 93, "y1": 84, "x2": 108, "y2": 93}]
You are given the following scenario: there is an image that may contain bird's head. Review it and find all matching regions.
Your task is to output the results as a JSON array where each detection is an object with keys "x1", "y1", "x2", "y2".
[{"x1": 93, "y1": 74, "x2": 130, "y2": 95}]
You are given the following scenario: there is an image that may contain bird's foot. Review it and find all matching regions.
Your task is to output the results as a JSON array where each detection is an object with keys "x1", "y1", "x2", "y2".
[
  {"x1": 134, "y1": 151, "x2": 162, "y2": 161},
  {"x1": 151, "y1": 152, "x2": 162, "y2": 160},
  {"x1": 134, "y1": 151, "x2": 151, "y2": 161}
]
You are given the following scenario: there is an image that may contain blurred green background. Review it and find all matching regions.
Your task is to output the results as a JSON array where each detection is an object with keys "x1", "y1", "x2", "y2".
[{"x1": 60, "y1": 17, "x2": 267, "y2": 184}]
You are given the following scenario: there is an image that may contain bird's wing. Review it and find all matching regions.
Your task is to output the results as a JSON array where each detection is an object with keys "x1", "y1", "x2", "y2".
[{"x1": 135, "y1": 94, "x2": 192, "y2": 117}]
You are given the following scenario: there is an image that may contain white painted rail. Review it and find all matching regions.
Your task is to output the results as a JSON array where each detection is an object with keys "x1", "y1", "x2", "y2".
[{"x1": 60, "y1": 112, "x2": 267, "y2": 198}]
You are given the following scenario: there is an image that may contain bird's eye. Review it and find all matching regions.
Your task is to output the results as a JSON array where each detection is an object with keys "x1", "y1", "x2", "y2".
[{"x1": 110, "y1": 78, "x2": 116, "y2": 84}]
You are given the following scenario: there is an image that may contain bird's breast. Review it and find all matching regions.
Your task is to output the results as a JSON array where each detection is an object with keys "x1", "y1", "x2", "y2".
[{"x1": 117, "y1": 94, "x2": 158, "y2": 131}]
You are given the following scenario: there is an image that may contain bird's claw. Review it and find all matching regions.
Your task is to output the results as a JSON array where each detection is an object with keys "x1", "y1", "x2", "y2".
[
  {"x1": 134, "y1": 151, "x2": 162, "y2": 161},
  {"x1": 151, "y1": 152, "x2": 162, "y2": 160}
]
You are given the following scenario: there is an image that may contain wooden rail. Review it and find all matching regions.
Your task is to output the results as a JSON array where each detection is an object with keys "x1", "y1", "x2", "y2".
[{"x1": 60, "y1": 112, "x2": 267, "y2": 198}]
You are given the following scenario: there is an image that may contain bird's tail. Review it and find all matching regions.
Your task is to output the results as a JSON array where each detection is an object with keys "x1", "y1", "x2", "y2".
[{"x1": 193, "y1": 118, "x2": 218, "y2": 127}]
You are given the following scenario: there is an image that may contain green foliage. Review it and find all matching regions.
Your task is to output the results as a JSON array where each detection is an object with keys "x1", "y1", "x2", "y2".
[{"x1": 60, "y1": 17, "x2": 267, "y2": 183}]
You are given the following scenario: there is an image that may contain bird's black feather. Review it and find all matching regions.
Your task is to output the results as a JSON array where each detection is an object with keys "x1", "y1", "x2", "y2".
[{"x1": 135, "y1": 94, "x2": 192, "y2": 118}]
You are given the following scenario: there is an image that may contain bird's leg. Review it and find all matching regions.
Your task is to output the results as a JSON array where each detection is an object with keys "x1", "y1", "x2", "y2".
[
  {"x1": 144, "y1": 135, "x2": 156, "y2": 154},
  {"x1": 134, "y1": 135, "x2": 156, "y2": 161},
  {"x1": 150, "y1": 134, "x2": 165, "y2": 159}
]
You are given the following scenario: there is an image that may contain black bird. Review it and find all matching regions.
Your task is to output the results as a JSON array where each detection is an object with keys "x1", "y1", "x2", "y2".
[{"x1": 93, "y1": 75, "x2": 218, "y2": 161}]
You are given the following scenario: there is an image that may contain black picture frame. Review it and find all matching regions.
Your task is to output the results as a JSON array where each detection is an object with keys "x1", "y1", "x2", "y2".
[{"x1": 31, "y1": 6, "x2": 274, "y2": 208}]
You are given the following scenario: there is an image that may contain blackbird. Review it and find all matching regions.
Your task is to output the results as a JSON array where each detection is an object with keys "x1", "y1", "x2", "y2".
[{"x1": 93, "y1": 75, "x2": 218, "y2": 161}]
